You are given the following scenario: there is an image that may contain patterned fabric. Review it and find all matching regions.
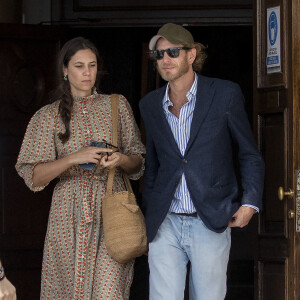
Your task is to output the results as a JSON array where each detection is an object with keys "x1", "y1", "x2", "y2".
[{"x1": 15, "y1": 93, "x2": 145, "y2": 300}]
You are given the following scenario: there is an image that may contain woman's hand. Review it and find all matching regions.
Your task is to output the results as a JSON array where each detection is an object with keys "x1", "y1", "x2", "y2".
[
  {"x1": 100, "y1": 153, "x2": 143, "y2": 175},
  {"x1": 0, "y1": 277, "x2": 17, "y2": 300},
  {"x1": 32, "y1": 146, "x2": 113, "y2": 187},
  {"x1": 100, "y1": 152, "x2": 125, "y2": 170},
  {"x1": 69, "y1": 146, "x2": 112, "y2": 165}
]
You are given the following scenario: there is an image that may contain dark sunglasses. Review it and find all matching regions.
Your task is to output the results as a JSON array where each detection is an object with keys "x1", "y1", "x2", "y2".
[{"x1": 149, "y1": 47, "x2": 191, "y2": 60}]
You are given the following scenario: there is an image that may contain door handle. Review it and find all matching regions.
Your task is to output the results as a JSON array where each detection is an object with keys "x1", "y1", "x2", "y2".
[
  {"x1": 288, "y1": 209, "x2": 295, "y2": 219},
  {"x1": 278, "y1": 186, "x2": 294, "y2": 201}
]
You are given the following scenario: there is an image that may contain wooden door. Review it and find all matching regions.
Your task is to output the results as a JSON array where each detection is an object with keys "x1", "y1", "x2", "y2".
[
  {"x1": 254, "y1": 1, "x2": 300, "y2": 299},
  {"x1": 0, "y1": 24, "x2": 65, "y2": 299}
]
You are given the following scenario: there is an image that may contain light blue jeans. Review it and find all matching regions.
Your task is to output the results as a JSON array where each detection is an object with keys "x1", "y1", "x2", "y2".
[{"x1": 148, "y1": 213, "x2": 231, "y2": 300}]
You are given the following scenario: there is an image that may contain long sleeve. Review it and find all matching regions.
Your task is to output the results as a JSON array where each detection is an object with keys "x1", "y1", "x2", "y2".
[
  {"x1": 227, "y1": 84, "x2": 265, "y2": 210},
  {"x1": 15, "y1": 103, "x2": 59, "y2": 192}
]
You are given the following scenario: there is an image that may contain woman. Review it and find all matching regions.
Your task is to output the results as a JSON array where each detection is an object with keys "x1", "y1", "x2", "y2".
[{"x1": 15, "y1": 37, "x2": 145, "y2": 299}]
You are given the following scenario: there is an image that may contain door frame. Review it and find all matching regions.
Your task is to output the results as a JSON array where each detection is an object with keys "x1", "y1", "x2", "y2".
[{"x1": 253, "y1": 0, "x2": 300, "y2": 299}]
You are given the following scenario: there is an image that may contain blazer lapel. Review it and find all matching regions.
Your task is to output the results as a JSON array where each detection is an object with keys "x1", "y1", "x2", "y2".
[
  {"x1": 151, "y1": 86, "x2": 182, "y2": 156},
  {"x1": 185, "y1": 75, "x2": 215, "y2": 154}
]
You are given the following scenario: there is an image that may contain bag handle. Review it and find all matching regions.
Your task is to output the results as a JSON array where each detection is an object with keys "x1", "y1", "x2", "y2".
[
  {"x1": 111, "y1": 94, "x2": 119, "y2": 149},
  {"x1": 106, "y1": 94, "x2": 133, "y2": 195}
]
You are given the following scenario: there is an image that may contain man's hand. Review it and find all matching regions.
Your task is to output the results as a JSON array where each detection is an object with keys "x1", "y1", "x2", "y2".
[{"x1": 228, "y1": 206, "x2": 256, "y2": 228}]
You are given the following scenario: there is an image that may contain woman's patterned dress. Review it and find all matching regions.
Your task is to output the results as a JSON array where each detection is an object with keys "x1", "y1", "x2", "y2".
[{"x1": 15, "y1": 93, "x2": 145, "y2": 300}]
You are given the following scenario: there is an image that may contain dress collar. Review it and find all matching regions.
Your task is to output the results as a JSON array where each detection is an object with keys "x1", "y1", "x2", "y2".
[{"x1": 72, "y1": 88, "x2": 98, "y2": 102}]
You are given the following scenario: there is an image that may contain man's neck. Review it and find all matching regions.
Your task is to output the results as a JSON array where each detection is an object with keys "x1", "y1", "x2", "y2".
[{"x1": 168, "y1": 71, "x2": 195, "y2": 104}]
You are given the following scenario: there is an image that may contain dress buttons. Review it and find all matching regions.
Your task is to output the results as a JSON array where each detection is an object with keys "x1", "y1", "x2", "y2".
[{"x1": 182, "y1": 159, "x2": 187, "y2": 163}]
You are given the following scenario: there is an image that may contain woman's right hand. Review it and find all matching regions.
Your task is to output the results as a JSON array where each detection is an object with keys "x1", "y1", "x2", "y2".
[
  {"x1": 32, "y1": 146, "x2": 112, "y2": 188},
  {"x1": 68, "y1": 146, "x2": 113, "y2": 166}
]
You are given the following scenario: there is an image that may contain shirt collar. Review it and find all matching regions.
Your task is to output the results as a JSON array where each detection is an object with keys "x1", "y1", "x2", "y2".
[{"x1": 163, "y1": 73, "x2": 198, "y2": 109}]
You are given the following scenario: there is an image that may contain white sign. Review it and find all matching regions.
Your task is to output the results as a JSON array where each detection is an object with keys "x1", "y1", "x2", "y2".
[{"x1": 266, "y1": 6, "x2": 281, "y2": 74}]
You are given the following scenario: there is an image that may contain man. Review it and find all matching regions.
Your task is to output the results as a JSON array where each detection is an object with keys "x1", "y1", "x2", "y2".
[{"x1": 139, "y1": 23, "x2": 264, "y2": 300}]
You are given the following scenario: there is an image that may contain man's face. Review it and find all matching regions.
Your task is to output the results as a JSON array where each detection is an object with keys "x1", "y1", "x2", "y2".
[{"x1": 155, "y1": 38, "x2": 191, "y2": 83}]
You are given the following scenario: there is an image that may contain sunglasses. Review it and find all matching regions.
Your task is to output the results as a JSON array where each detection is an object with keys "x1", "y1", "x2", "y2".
[
  {"x1": 91, "y1": 140, "x2": 119, "y2": 156},
  {"x1": 149, "y1": 47, "x2": 191, "y2": 60}
]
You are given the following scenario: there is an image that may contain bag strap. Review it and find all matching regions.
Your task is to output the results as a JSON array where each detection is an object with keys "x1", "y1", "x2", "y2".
[
  {"x1": 106, "y1": 94, "x2": 133, "y2": 195},
  {"x1": 111, "y1": 94, "x2": 119, "y2": 149}
]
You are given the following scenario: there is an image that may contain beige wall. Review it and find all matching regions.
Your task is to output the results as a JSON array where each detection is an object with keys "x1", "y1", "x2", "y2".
[{"x1": 0, "y1": 0, "x2": 22, "y2": 23}]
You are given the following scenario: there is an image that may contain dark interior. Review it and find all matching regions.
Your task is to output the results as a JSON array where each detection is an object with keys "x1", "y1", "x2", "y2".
[
  {"x1": 67, "y1": 25, "x2": 254, "y2": 300},
  {"x1": 0, "y1": 23, "x2": 255, "y2": 300}
]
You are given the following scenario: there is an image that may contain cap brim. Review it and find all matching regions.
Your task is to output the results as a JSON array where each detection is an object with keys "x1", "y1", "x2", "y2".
[{"x1": 149, "y1": 35, "x2": 163, "y2": 50}]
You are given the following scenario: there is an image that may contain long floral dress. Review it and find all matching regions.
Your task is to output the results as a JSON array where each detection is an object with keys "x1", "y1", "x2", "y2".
[{"x1": 15, "y1": 93, "x2": 145, "y2": 300}]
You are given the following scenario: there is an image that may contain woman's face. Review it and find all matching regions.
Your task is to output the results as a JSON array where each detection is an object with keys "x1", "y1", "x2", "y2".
[{"x1": 63, "y1": 49, "x2": 97, "y2": 97}]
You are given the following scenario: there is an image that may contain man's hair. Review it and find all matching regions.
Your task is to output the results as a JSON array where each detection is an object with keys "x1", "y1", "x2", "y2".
[{"x1": 185, "y1": 42, "x2": 207, "y2": 72}]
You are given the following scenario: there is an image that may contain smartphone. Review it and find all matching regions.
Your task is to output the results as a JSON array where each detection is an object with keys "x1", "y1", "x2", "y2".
[{"x1": 78, "y1": 141, "x2": 106, "y2": 170}]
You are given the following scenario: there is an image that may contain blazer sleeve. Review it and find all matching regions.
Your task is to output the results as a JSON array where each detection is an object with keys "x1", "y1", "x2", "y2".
[
  {"x1": 227, "y1": 83, "x2": 265, "y2": 210},
  {"x1": 139, "y1": 100, "x2": 160, "y2": 212}
]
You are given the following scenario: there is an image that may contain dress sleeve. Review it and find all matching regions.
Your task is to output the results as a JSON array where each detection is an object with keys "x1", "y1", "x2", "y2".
[
  {"x1": 15, "y1": 103, "x2": 59, "y2": 192},
  {"x1": 118, "y1": 95, "x2": 145, "y2": 180}
]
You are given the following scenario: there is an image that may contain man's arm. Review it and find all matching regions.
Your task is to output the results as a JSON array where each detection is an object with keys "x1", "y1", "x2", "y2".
[
  {"x1": 227, "y1": 83, "x2": 265, "y2": 226},
  {"x1": 139, "y1": 104, "x2": 160, "y2": 213}
]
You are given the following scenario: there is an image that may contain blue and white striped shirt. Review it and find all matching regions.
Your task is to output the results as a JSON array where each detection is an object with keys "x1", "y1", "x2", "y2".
[
  {"x1": 163, "y1": 74, "x2": 198, "y2": 214},
  {"x1": 162, "y1": 73, "x2": 259, "y2": 214}
]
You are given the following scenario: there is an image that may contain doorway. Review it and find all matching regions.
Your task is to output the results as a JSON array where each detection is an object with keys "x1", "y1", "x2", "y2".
[
  {"x1": 71, "y1": 25, "x2": 255, "y2": 300},
  {"x1": 0, "y1": 24, "x2": 255, "y2": 299}
]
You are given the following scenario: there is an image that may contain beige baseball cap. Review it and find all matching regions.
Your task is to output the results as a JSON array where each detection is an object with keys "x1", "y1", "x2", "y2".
[{"x1": 149, "y1": 23, "x2": 194, "y2": 50}]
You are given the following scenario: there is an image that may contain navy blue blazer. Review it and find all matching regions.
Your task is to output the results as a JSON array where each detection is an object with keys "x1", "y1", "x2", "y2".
[{"x1": 139, "y1": 74, "x2": 265, "y2": 242}]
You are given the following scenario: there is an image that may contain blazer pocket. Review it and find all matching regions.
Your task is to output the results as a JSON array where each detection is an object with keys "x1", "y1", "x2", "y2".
[
  {"x1": 209, "y1": 183, "x2": 236, "y2": 201},
  {"x1": 201, "y1": 119, "x2": 220, "y2": 129},
  {"x1": 211, "y1": 181, "x2": 234, "y2": 189}
]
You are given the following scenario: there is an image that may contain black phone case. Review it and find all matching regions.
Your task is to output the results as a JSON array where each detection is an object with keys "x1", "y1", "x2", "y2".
[{"x1": 79, "y1": 141, "x2": 106, "y2": 170}]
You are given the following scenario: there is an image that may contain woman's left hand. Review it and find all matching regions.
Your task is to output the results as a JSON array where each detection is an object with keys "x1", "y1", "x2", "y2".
[
  {"x1": 100, "y1": 152, "x2": 142, "y2": 175},
  {"x1": 100, "y1": 152, "x2": 126, "y2": 170}
]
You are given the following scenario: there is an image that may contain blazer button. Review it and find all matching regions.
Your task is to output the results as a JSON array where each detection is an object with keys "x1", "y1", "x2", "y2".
[{"x1": 182, "y1": 159, "x2": 187, "y2": 163}]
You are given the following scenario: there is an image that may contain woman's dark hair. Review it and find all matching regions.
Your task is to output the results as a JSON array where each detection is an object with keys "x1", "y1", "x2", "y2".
[{"x1": 52, "y1": 37, "x2": 103, "y2": 144}]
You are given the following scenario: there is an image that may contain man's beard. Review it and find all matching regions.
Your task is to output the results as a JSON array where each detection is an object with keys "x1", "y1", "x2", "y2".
[{"x1": 157, "y1": 57, "x2": 190, "y2": 82}]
